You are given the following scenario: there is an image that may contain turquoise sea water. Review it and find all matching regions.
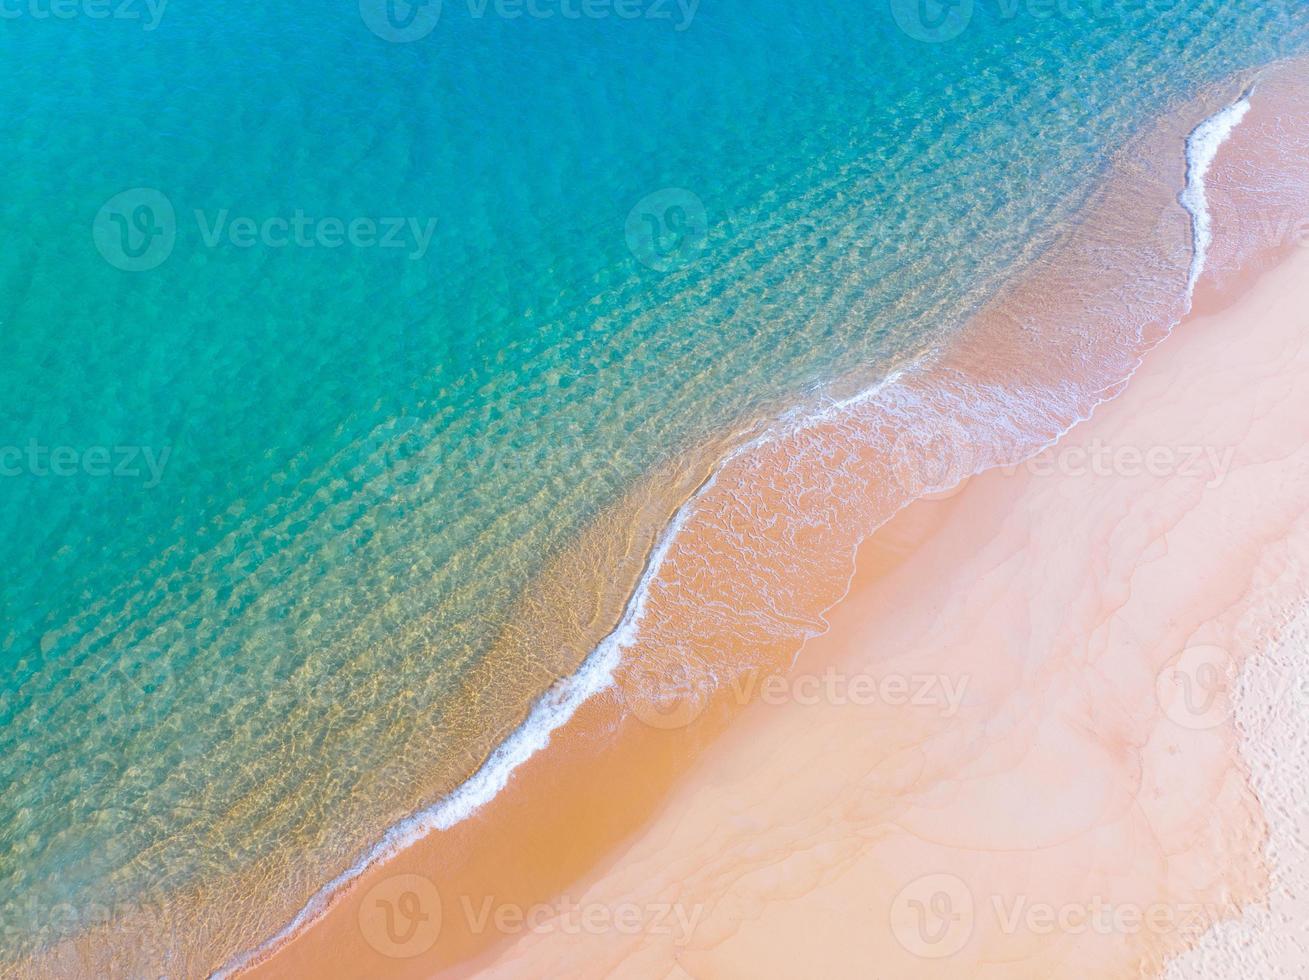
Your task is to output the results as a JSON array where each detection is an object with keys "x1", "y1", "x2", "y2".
[{"x1": 2, "y1": 0, "x2": 1306, "y2": 970}]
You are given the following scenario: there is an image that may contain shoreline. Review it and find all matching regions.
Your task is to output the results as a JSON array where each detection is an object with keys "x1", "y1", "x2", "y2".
[{"x1": 223, "y1": 56, "x2": 1309, "y2": 980}]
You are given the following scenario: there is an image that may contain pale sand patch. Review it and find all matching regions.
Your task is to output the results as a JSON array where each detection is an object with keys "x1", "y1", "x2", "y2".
[{"x1": 462, "y1": 243, "x2": 1309, "y2": 978}]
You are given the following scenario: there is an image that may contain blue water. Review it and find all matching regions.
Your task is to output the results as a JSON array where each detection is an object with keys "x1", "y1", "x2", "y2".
[{"x1": 1, "y1": 0, "x2": 1306, "y2": 971}]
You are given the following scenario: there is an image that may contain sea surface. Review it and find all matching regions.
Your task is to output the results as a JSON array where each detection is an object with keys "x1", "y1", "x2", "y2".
[{"x1": 1, "y1": 0, "x2": 1306, "y2": 972}]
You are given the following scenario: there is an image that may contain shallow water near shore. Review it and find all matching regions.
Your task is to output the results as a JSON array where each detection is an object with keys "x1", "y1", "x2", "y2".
[{"x1": 2, "y1": 0, "x2": 1308, "y2": 973}]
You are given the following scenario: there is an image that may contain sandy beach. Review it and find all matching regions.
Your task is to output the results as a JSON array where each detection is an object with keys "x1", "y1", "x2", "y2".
[{"x1": 232, "y1": 63, "x2": 1309, "y2": 980}]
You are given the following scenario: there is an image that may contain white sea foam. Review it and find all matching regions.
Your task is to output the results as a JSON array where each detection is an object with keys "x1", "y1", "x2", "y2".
[
  {"x1": 1180, "y1": 93, "x2": 1251, "y2": 298},
  {"x1": 214, "y1": 90, "x2": 1265, "y2": 980}
]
